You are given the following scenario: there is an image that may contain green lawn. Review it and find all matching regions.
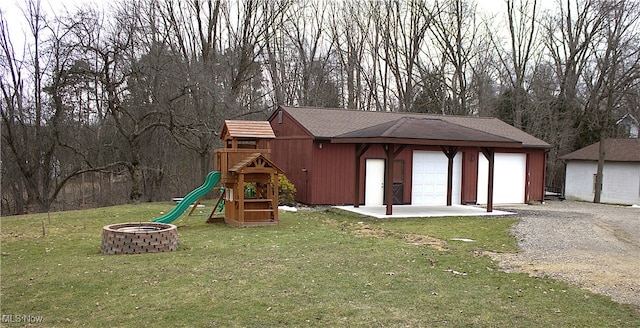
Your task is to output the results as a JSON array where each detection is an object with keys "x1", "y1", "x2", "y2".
[{"x1": 1, "y1": 203, "x2": 638, "y2": 327}]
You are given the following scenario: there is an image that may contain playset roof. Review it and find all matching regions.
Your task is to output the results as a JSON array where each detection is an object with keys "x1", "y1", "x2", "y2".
[{"x1": 221, "y1": 120, "x2": 276, "y2": 140}]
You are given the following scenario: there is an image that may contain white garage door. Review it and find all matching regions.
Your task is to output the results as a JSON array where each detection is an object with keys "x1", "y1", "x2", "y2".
[
  {"x1": 412, "y1": 151, "x2": 462, "y2": 205},
  {"x1": 477, "y1": 153, "x2": 526, "y2": 204}
]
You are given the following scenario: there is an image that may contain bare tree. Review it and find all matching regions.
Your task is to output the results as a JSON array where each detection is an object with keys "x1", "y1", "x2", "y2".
[
  {"x1": 469, "y1": 22, "x2": 499, "y2": 117},
  {"x1": 78, "y1": 0, "x2": 175, "y2": 203},
  {"x1": 263, "y1": 0, "x2": 339, "y2": 108},
  {"x1": 581, "y1": 0, "x2": 640, "y2": 203},
  {"x1": 491, "y1": 0, "x2": 539, "y2": 129},
  {"x1": 0, "y1": 1, "x2": 73, "y2": 213},
  {"x1": 263, "y1": 0, "x2": 289, "y2": 107},
  {"x1": 542, "y1": 0, "x2": 608, "y2": 188},
  {"x1": 523, "y1": 60, "x2": 562, "y2": 141},
  {"x1": 379, "y1": 0, "x2": 431, "y2": 112},
  {"x1": 361, "y1": 0, "x2": 391, "y2": 111},
  {"x1": 287, "y1": 1, "x2": 337, "y2": 106},
  {"x1": 1, "y1": 1, "x2": 112, "y2": 213},
  {"x1": 156, "y1": 0, "x2": 225, "y2": 181},
  {"x1": 425, "y1": 0, "x2": 479, "y2": 115},
  {"x1": 5, "y1": 0, "x2": 640, "y2": 215},
  {"x1": 328, "y1": 1, "x2": 366, "y2": 109},
  {"x1": 1, "y1": 6, "x2": 35, "y2": 214}
]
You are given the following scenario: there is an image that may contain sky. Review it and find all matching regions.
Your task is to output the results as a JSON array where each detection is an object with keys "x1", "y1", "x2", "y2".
[{"x1": 2, "y1": 0, "x2": 555, "y2": 59}]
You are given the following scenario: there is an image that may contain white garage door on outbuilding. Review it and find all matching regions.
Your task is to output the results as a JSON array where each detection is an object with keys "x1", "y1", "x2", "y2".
[
  {"x1": 477, "y1": 153, "x2": 527, "y2": 204},
  {"x1": 412, "y1": 151, "x2": 462, "y2": 205}
]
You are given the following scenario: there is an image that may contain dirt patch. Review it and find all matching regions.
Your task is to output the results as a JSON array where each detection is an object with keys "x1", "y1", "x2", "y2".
[
  {"x1": 353, "y1": 224, "x2": 390, "y2": 238},
  {"x1": 401, "y1": 233, "x2": 448, "y2": 251},
  {"x1": 492, "y1": 200, "x2": 640, "y2": 308},
  {"x1": 352, "y1": 222, "x2": 448, "y2": 250}
]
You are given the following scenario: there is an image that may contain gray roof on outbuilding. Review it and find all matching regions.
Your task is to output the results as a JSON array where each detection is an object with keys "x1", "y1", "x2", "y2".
[
  {"x1": 560, "y1": 138, "x2": 640, "y2": 162},
  {"x1": 275, "y1": 106, "x2": 550, "y2": 148}
]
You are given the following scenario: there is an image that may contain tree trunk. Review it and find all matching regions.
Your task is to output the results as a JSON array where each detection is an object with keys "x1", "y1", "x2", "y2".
[
  {"x1": 129, "y1": 157, "x2": 143, "y2": 204},
  {"x1": 200, "y1": 149, "x2": 211, "y2": 180},
  {"x1": 593, "y1": 137, "x2": 605, "y2": 203}
]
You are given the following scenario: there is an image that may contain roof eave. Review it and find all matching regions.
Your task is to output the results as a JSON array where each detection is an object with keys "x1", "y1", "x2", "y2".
[
  {"x1": 331, "y1": 137, "x2": 523, "y2": 148},
  {"x1": 562, "y1": 157, "x2": 640, "y2": 162},
  {"x1": 315, "y1": 136, "x2": 332, "y2": 142},
  {"x1": 524, "y1": 144, "x2": 552, "y2": 149}
]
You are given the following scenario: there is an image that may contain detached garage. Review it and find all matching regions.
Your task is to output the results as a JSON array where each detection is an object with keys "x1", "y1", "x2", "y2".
[
  {"x1": 269, "y1": 106, "x2": 550, "y2": 214},
  {"x1": 561, "y1": 138, "x2": 640, "y2": 205}
]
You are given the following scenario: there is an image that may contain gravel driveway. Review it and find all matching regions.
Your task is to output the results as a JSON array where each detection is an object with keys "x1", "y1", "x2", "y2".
[{"x1": 491, "y1": 200, "x2": 640, "y2": 308}]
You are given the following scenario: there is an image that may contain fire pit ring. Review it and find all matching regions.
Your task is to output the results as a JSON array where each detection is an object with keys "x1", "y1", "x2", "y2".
[{"x1": 101, "y1": 222, "x2": 178, "y2": 255}]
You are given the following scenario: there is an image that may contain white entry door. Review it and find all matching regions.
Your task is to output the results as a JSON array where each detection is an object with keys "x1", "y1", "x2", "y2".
[
  {"x1": 412, "y1": 151, "x2": 462, "y2": 205},
  {"x1": 477, "y1": 153, "x2": 526, "y2": 204},
  {"x1": 365, "y1": 159, "x2": 385, "y2": 206}
]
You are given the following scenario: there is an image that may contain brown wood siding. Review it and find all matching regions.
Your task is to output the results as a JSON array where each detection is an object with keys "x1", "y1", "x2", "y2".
[
  {"x1": 310, "y1": 143, "x2": 355, "y2": 204},
  {"x1": 271, "y1": 111, "x2": 310, "y2": 137},
  {"x1": 269, "y1": 111, "x2": 315, "y2": 204},
  {"x1": 270, "y1": 138, "x2": 313, "y2": 203}
]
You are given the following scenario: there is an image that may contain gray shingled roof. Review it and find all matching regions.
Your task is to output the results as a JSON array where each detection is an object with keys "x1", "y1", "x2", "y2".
[
  {"x1": 334, "y1": 117, "x2": 522, "y2": 147},
  {"x1": 560, "y1": 138, "x2": 640, "y2": 162},
  {"x1": 277, "y1": 106, "x2": 550, "y2": 148}
]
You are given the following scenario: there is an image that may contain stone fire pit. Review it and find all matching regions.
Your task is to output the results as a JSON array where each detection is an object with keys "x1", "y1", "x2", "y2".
[{"x1": 101, "y1": 222, "x2": 178, "y2": 255}]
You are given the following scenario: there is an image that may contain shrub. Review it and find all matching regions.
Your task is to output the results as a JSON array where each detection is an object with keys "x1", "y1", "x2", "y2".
[{"x1": 277, "y1": 174, "x2": 296, "y2": 206}]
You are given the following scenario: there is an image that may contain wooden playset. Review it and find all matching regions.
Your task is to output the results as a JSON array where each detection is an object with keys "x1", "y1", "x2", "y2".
[{"x1": 212, "y1": 120, "x2": 283, "y2": 227}]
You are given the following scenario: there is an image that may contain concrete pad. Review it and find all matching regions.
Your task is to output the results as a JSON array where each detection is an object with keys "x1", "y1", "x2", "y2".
[{"x1": 333, "y1": 204, "x2": 515, "y2": 219}]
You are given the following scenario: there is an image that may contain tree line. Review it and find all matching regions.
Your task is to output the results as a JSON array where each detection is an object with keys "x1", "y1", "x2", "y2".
[{"x1": 2, "y1": 0, "x2": 639, "y2": 215}]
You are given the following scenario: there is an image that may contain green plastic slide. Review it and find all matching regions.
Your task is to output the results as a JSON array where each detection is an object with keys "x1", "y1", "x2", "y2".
[{"x1": 152, "y1": 171, "x2": 221, "y2": 224}]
